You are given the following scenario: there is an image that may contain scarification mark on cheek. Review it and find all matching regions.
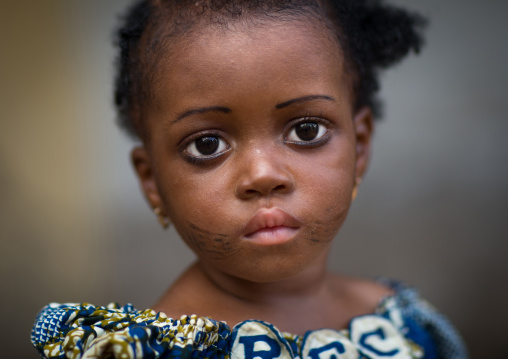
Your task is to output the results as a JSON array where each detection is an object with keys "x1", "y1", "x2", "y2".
[
  {"x1": 309, "y1": 238, "x2": 325, "y2": 243},
  {"x1": 188, "y1": 222, "x2": 229, "y2": 237},
  {"x1": 305, "y1": 216, "x2": 343, "y2": 243},
  {"x1": 181, "y1": 221, "x2": 241, "y2": 259}
]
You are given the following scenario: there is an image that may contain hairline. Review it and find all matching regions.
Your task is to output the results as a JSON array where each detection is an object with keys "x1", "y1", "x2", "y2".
[{"x1": 130, "y1": 3, "x2": 356, "y2": 142}]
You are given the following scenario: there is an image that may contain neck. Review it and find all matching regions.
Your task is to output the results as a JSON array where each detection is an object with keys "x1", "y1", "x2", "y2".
[
  {"x1": 154, "y1": 254, "x2": 367, "y2": 334},
  {"x1": 196, "y1": 254, "x2": 331, "y2": 305}
]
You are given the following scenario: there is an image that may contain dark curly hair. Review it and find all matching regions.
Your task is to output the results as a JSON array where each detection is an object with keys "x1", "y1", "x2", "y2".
[{"x1": 114, "y1": 0, "x2": 426, "y2": 139}]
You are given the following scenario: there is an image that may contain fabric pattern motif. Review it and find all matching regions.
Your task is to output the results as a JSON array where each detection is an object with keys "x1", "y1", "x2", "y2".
[
  {"x1": 31, "y1": 283, "x2": 468, "y2": 359},
  {"x1": 32, "y1": 303, "x2": 230, "y2": 359}
]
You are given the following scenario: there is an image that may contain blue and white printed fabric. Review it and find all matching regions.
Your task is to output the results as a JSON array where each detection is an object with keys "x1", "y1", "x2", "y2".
[{"x1": 31, "y1": 282, "x2": 468, "y2": 359}]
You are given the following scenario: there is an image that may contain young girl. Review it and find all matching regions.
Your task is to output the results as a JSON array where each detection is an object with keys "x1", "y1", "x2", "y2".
[{"x1": 31, "y1": 0, "x2": 467, "y2": 358}]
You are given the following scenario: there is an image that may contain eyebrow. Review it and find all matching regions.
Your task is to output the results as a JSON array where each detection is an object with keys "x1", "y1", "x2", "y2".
[
  {"x1": 173, "y1": 106, "x2": 232, "y2": 123},
  {"x1": 275, "y1": 95, "x2": 335, "y2": 109},
  {"x1": 173, "y1": 95, "x2": 334, "y2": 123}
]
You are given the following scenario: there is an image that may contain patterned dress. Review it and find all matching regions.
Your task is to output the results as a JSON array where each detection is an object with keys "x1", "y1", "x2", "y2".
[{"x1": 31, "y1": 280, "x2": 468, "y2": 359}]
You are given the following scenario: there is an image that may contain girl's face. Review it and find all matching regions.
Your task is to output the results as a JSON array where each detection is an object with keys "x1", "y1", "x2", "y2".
[{"x1": 133, "y1": 21, "x2": 373, "y2": 282}]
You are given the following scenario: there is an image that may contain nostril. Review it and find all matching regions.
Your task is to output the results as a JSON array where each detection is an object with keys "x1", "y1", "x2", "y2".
[
  {"x1": 236, "y1": 167, "x2": 294, "y2": 199},
  {"x1": 239, "y1": 184, "x2": 287, "y2": 199}
]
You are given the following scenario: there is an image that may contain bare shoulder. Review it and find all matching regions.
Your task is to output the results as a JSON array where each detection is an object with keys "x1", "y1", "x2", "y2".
[
  {"x1": 329, "y1": 274, "x2": 395, "y2": 313},
  {"x1": 150, "y1": 263, "x2": 217, "y2": 319}
]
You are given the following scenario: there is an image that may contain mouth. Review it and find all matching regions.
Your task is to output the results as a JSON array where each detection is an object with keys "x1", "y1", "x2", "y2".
[{"x1": 243, "y1": 208, "x2": 301, "y2": 245}]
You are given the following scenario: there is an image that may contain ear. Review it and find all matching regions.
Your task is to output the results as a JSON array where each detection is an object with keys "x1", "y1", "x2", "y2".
[
  {"x1": 353, "y1": 107, "x2": 374, "y2": 179},
  {"x1": 131, "y1": 146, "x2": 164, "y2": 212}
]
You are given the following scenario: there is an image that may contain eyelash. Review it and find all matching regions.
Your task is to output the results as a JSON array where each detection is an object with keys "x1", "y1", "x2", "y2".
[
  {"x1": 179, "y1": 130, "x2": 230, "y2": 166},
  {"x1": 180, "y1": 116, "x2": 331, "y2": 165},
  {"x1": 284, "y1": 116, "x2": 330, "y2": 148}
]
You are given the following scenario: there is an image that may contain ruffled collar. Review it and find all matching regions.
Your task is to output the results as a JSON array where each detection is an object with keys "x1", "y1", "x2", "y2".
[{"x1": 31, "y1": 280, "x2": 439, "y2": 359}]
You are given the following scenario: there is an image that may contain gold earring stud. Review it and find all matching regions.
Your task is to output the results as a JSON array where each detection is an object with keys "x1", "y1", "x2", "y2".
[
  {"x1": 153, "y1": 207, "x2": 170, "y2": 229},
  {"x1": 352, "y1": 177, "x2": 362, "y2": 201}
]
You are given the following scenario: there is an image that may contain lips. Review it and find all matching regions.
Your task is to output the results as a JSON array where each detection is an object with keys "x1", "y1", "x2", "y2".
[{"x1": 242, "y1": 208, "x2": 301, "y2": 245}]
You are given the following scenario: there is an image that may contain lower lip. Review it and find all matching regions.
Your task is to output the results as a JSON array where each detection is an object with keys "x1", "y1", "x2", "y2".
[{"x1": 244, "y1": 226, "x2": 299, "y2": 245}]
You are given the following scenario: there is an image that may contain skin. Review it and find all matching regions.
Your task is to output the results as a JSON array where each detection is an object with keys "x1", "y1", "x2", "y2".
[{"x1": 132, "y1": 20, "x2": 392, "y2": 335}]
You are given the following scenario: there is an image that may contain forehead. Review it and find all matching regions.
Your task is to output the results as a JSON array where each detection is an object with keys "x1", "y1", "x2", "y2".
[{"x1": 149, "y1": 20, "x2": 352, "y2": 118}]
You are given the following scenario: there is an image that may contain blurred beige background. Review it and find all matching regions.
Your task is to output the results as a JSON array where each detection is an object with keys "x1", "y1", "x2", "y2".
[{"x1": 1, "y1": 0, "x2": 507, "y2": 358}]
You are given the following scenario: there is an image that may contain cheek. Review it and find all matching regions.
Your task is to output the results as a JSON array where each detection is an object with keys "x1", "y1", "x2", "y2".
[
  {"x1": 302, "y1": 174, "x2": 353, "y2": 243},
  {"x1": 296, "y1": 145, "x2": 356, "y2": 241},
  {"x1": 159, "y1": 165, "x2": 220, "y2": 217},
  {"x1": 176, "y1": 220, "x2": 242, "y2": 260},
  {"x1": 159, "y1": 167, "x2": 240, "y2": 253}
]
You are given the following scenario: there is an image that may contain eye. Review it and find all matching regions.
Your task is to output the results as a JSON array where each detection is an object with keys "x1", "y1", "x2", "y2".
[
  {"x1": 185, "y1": 135, "x2": 229, "y2": 158},
  {"x1": 286, "y1": 121, "x2": 328, "y2": 143}
]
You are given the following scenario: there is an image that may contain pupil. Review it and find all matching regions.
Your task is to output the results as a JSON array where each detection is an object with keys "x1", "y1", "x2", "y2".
[
  {"x1": 296, "y1": 122, "x2": 318, "y2": 141},
  {"x1": 196, "y1": 136, "x2": 219, "y2": 155}
]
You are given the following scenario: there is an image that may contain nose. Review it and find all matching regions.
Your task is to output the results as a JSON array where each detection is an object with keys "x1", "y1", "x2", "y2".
[{"x1": 235, "y1": 149, "x2": 294, "y2": 200}]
